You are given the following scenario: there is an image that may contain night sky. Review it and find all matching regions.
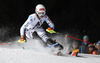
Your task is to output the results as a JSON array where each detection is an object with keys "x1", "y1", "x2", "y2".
[{"x1": 0, "y1": 0, "x2": 100, "y2": 43}]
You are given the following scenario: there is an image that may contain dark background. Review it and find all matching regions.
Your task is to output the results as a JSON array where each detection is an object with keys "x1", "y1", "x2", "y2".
[{"x1": 0, "y1": 0, "x2": 100, "y2": 43}]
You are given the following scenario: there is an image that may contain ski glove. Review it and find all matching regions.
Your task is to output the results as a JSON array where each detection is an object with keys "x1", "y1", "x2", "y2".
[
  {"x1": 18, "y1": 35, "x2": 26, "y2": 43},
  {"x1": 47, "y1": 27, "x2": 53, "y2": 30},
  {"x1": 46, "y1": 27, "x2": 56, "y2": 34}
]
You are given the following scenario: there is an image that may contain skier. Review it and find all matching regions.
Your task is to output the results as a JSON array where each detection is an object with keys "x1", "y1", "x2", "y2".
[{"x1": 19, "y1": 4, "x2": 63, "y2": 50}]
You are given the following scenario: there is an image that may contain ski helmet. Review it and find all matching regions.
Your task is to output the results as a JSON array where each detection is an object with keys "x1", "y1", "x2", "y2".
[{"x1": 35, "y1": 4, "x2": 46, "y2": 17}]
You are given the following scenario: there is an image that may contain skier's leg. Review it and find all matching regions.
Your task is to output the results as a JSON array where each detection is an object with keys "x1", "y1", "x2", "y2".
[
  {"x1": 36, "y1": 27, "x2": 50, "y2": 42},
  {"x1": 46, "y1": 39, "x2": 63, "y2": 50},
  {"x1": 36, "y1": 27, "x2": 63, "y2": 50},
  {"x1": 25, "y1": 29, "x2": 34, "y2": 39}
]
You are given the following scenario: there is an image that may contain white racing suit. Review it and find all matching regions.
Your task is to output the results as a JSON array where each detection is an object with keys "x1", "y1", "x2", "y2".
[
  {"x1": 20, "y1": 13, "x2": 63, "y2": 50},
  {"x1": 20, "y1": 13, "x2": 54, "y2": 42}
]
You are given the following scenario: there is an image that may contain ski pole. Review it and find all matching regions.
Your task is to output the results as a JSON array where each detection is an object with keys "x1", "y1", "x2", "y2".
[{"x1": 46, "y1": 29, "x2": 93, "y2": 44}]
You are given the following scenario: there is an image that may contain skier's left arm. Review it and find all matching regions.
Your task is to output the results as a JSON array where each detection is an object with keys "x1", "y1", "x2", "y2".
[{"x1": 45, "y1": 15, "x2": 55, "y2": 30}]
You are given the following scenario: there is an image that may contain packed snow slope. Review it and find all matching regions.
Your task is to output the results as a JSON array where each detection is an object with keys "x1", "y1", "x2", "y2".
[
  {"x1": 0, "y1": 38, "x2": 100, "y2": 63},
  {"x1": 0, "y1": 47, "x2": 100, "y2": 63}
]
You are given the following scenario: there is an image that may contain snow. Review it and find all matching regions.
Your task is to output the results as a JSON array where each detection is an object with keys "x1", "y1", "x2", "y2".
[
  {"x1": 0, "y1": 47, "x2": 100, "y2": 63},
  {"x1": 0, "y1": 39, "x2": 100, "y2": 63}
]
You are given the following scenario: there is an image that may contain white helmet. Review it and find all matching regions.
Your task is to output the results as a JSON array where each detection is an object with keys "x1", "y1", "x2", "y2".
[{"x1": 35, "y1": 4, "x2": 46, "y2": 17}]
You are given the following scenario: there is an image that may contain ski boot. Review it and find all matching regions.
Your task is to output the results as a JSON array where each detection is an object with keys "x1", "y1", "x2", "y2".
[
  {"x1": 46, "y1": 39, "x2": 63, "y2": 50},
  {"x1": 46, "y1": 39, "x2": 64, "y2": 55}
]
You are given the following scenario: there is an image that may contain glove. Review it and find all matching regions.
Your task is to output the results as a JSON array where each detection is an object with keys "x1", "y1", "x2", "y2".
[
  {"x1": 18, "y1": 35, "x2": 26, "y2": 43},
  {"x1": 46, "y1": 27, "x2": 56, "y2": 34},
  {"x1": 47, "y1": 27, "x2": 53, "y2": 30}
]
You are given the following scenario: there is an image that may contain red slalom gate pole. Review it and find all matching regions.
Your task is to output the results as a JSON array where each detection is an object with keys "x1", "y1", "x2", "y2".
[
  {"x1": 65, "y1": 35, "x2": 93, "y2": 44},
  {"x1": 0, "y1": 42, "x2": 9, "y2": 45}
]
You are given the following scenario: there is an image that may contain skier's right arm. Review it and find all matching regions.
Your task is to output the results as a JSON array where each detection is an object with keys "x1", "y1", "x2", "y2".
[{"x1": 20, "y1": 15, "x2": 33, "y2": 39}]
